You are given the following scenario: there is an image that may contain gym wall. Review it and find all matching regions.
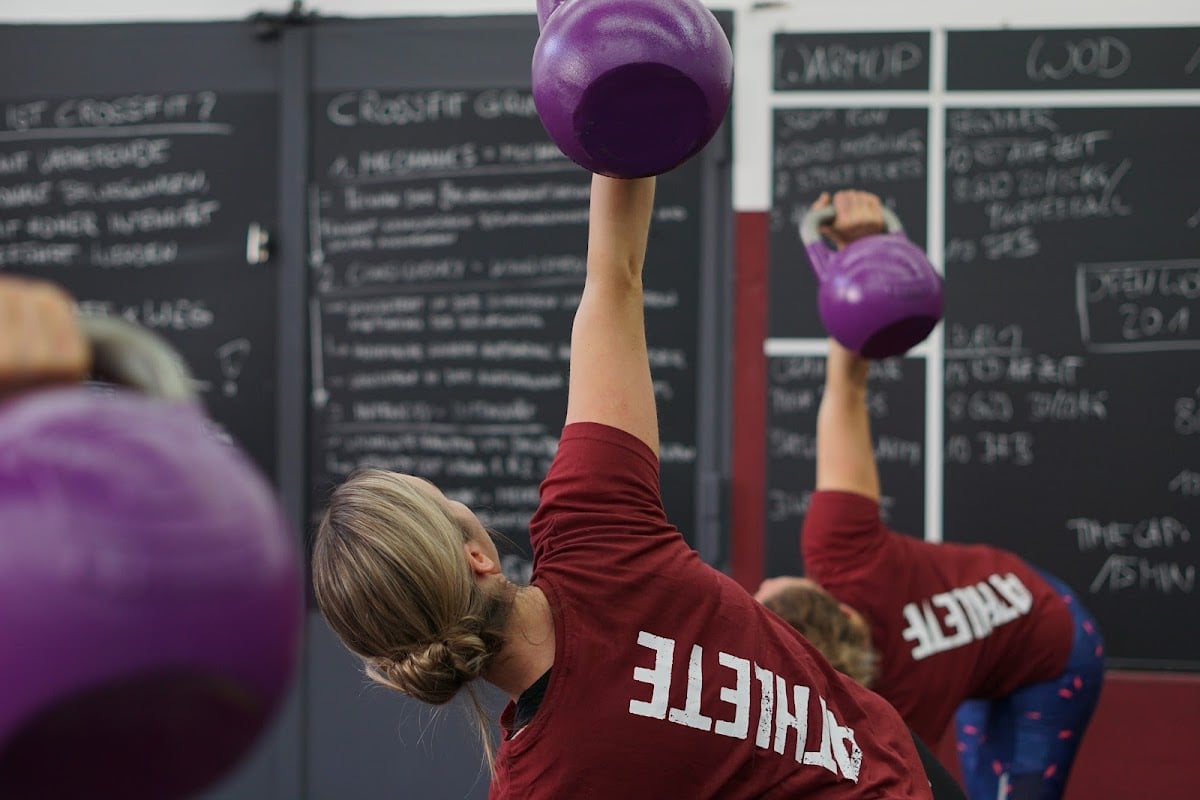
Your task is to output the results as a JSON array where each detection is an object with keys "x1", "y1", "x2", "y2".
[
  {"x1": 730, "y1": 6, "x2": 1200, "y2": 800},
  {"x1": 2, "y1": 2, "x2": 1197, "y2": 798},
  {"x1": 728, "y1": 6, "x2": 1200, "y2": 799}
]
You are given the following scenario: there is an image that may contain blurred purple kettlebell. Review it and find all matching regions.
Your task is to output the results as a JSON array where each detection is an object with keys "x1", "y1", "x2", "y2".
[
  {"x1": 532, "y1": 0, "x2": 733, "y2": 178},
  {"x1": 0, "y1": 315, "x2": 303, "y2": 800},
  {"x1": 801, "y1": 204, "x2": 944, "y2": 358}
]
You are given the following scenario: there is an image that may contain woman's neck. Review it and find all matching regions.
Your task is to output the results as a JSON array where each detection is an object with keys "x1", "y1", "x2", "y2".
[{"x1": 485, "y1": 584, "x2": 556, "y2": 701}]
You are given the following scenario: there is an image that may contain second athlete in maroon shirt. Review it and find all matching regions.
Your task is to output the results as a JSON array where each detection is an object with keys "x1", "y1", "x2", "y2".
[{"x1": 801, "y1": 489, "x2": 1074, "y2": 749}]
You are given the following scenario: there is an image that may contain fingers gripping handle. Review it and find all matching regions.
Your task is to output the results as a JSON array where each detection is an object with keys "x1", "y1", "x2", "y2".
[
  {"x1": 800, "y1": 203, "x2": 904, "y2": 280},
  {"x1": 78, "y1": 315, "x2": 198, "y2": 402},
  {"x1": 798, "y1": 203, "x2": 905, "y2": 247}
]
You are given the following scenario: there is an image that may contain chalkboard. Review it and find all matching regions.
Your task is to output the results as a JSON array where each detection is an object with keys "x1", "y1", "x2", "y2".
[
  {"x1": 770, "y1": 106, "x2": 928, "y2": 339},
  {"x1": 948, "y1": 27, "x2": 1200, "y2": 91},
  {"x1": 763, "y1": 355, "x2": 927, "y2": 576},
  {"x1": 307, "y1": 17, "x2": 730, "y2": 585},
  {"x1": 0, "y1": 24, "x2": 280, "y2": 480},
  {"x1": 766, "y1": 25, "x2": 1199, "y2": 670},
  {"x1": 775, "y1": 32, "x2": 931, "y2": 92},
  {"x1": 943, "y1": 101, "x2": 1200, "y2": 668},
  {"x1": 766, "y1": 99, "x2": 930, "y2": 579}
]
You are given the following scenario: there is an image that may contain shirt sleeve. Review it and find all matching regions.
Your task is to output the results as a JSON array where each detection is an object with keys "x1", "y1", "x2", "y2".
[
  {"x1": 801, "y1": 489, "x2": 889, "y2": 582},
  {"x1": 528, "y1": 422, "x2": 669, "y2": 563}
]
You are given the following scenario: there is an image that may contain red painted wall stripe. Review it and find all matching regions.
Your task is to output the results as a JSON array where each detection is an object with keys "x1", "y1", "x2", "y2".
[
  {"x1": 1065, "y1": 670, "x2": 1200, "y2": 799},
  {"x1": 731, "y1": 211, "x2": 769, "y2": 590}
]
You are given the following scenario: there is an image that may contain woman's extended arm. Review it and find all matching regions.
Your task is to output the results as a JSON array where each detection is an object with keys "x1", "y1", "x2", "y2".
[
  {"x1": 564, "y1": 175, "x2": 659, "y2": 457},
  {"x1": 816, "y1": 340, "x2": 880, "y2": 501},
  {"x1": 813, "y1": 191, "x2": 884, "y2": 501}
]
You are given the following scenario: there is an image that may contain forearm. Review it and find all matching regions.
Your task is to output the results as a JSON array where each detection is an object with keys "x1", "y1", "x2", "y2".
[
  {"x1": 825, "y1": 340, "x2": 870, "y2": 394},
  {"x1": 815, "y1": 341, "x2": 881, "y2": 501},
  {"x1": 564, "y1": 174, "x2": 659, "y2": 454},
  {"x1": 585, "y1": 175, "x2": 655, "y2": 285}
]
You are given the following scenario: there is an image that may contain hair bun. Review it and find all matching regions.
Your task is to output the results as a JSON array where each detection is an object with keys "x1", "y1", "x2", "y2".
[{"x1": 371, "y1": 622, "x2": 496, "y2": 705}]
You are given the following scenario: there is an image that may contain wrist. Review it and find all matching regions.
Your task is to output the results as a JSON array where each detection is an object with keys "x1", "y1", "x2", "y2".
[{"x1": 826, "y1": 350, "x2": 870, "y2": 392}]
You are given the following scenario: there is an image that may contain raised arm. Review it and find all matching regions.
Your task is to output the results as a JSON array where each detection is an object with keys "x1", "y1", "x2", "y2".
[
  {"x1": 817, "y1": 341, "x2": 880, "y2": 500},
  {"x1": 564, "y1": 175, "x2": 659, "y2": 456},
  {"x1": 813, "y1": 191, "x2": 884, "y2": 501}
]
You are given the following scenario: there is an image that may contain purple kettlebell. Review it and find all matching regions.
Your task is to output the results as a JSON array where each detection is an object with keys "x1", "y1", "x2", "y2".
[
  {"x1": 532, "y1": 0, "x2": 733, "y2": 178},
  {"x1": 0, "y1": 316, "x2": 303, "y2": 800},
  {"x1": 801, "y1": 204, "x2": 944, "y2": 358}
]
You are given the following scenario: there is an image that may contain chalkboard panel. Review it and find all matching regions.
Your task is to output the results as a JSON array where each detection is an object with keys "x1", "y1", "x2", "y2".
[
  {"x1": 948, "y1": 27, "x2": 1200, "y2": 91},
  {"x1": 770, "y1": 106, "x2": 928, "y2": 338},
  {"x1": 303, "y1": 0, "x2": 738, "y2": 584},
  {"x1": 0, "y1": 25, "x2": 280, "y2": 480},
  {"x1": 775, "y1": 32, "x2": 931, "y2": 91},
  {"x1": 943, "y1": 105, "x2": 1200, "y2": 668},
  {"x1": 764, "y1": 355, "x2": 926, "y2": 577}
]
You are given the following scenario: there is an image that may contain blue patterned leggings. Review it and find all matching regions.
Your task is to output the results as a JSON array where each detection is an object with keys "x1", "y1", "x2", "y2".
[{"x1": 954, "y1": 573, "x2": 1105, "y2": 800}]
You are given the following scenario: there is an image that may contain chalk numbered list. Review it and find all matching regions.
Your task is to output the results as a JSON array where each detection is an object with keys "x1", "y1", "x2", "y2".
[
  {"x1": 307, "y1": 88, "x2": 703, "y2": 572},
  {"x1": 943, "y1": 28, "x2": 1200, "y2": 666},
  {"x1": 763, "y1": 355, "x2": 928, "y2": 576},
  {"x1": 0, "y1": 92, "x2": 280, "y2": 478}
]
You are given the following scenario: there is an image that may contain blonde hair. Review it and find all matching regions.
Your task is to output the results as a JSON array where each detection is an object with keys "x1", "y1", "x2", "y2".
[
  {"x1": 311, "y1": 469, "x2": 512, "y2": 762},
  {"x1": 762, "y1": 583, "x2": 879, "y2": 688}
]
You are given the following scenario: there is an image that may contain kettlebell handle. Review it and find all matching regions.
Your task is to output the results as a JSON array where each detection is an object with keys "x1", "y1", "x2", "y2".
[
  {"x1": 799, "y1": 203, "x2": 905, "y2": 247},
  {"x1": 78, "y1": 315, "x2": 198, "y2": 403},
  {"x1": 536, "y1": 0, "x2": 564, "y2": 29}
]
